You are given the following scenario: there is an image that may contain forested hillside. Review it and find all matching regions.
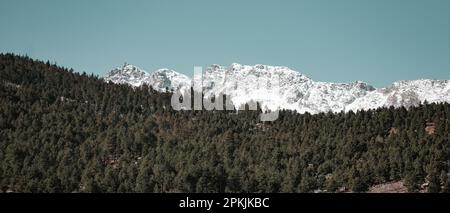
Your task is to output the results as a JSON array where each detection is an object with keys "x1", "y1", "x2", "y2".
[{"x1": 0, "y1": 53, "x2": 449, "y2": 193}]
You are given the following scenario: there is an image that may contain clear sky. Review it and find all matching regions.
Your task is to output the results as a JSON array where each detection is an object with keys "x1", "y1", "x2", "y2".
[{"x1": 0, "y1": 0, "x2": 449, "y2": 87}]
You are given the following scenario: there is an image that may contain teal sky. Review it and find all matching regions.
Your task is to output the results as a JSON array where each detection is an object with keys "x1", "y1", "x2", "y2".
[{"x1": 1, "y1": 0, "x2": 449, "y2": 87}]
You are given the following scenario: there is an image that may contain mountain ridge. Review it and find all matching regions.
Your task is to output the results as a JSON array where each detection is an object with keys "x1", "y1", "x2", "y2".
[{"x1": 104, "y1": 63, "x2": 450, "y2": 113}]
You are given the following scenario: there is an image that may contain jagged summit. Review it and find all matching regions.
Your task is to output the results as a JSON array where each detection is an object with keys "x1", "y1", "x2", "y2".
[
  {"x1": 346, "y1": 79, "x2": 450, "y2": 112},
  {"x1": 225, "y1": 63, "x2": 310, "y2": 79},
  {"x1": 104, "y1": 63, "x2": 450, "y2": 114},
  {"x1": 149, "y1": 68, "x2": 191, "y2": 92},
  {"x1": 107, "y1": 63, "x2": 146, "y2": 77},
  {"x1": 105, "y1": 63, "x2": 149, "y2": 87},
  {"x1": 104, "y1": 64, "x2": 190, "y2": 92}
]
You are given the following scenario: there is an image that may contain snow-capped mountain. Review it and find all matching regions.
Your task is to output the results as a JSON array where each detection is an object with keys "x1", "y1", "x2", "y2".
[
  {"x1": 105, "y1": 63, "x2": 150, "y2": 87},
  {"x1": 105, "y1": 63, "x2": 190, "y2": 92},
  {"x1": 346, "y1": 79, "x2": 450, "y2": 112},
  {"x1": 104, "y1": 63, "x2": 450, "y2": 114},
  {"x1": 198, "y1": 63, "x2": 376, "y2": 113},
  {"x1": 147, "y1": 69, "x2": 191, "y2": 92}
]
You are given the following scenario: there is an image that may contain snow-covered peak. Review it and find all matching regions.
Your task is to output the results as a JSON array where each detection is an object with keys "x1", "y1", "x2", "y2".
[
  {"x1": 104, "y1": 64, "x2": 191, "y2": 91},
  {"x1": 346, "y1": 79, "x2": 450, "y2": 112},
  {"x1": 226, "y1": 63, "x2": 310, "y2": 79},
  {"x1": 195, "y1": 63, "x2": 371, "y2": 113},
  {"x1": 104, "y1": 63, "x2": 150, "y2": 87},
  {"x1": 149, "y1": 68, "x2": 191, "y2": 92},
  {"x1": 107, "y1": 63, "x2": 145, "y2": 76}
]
